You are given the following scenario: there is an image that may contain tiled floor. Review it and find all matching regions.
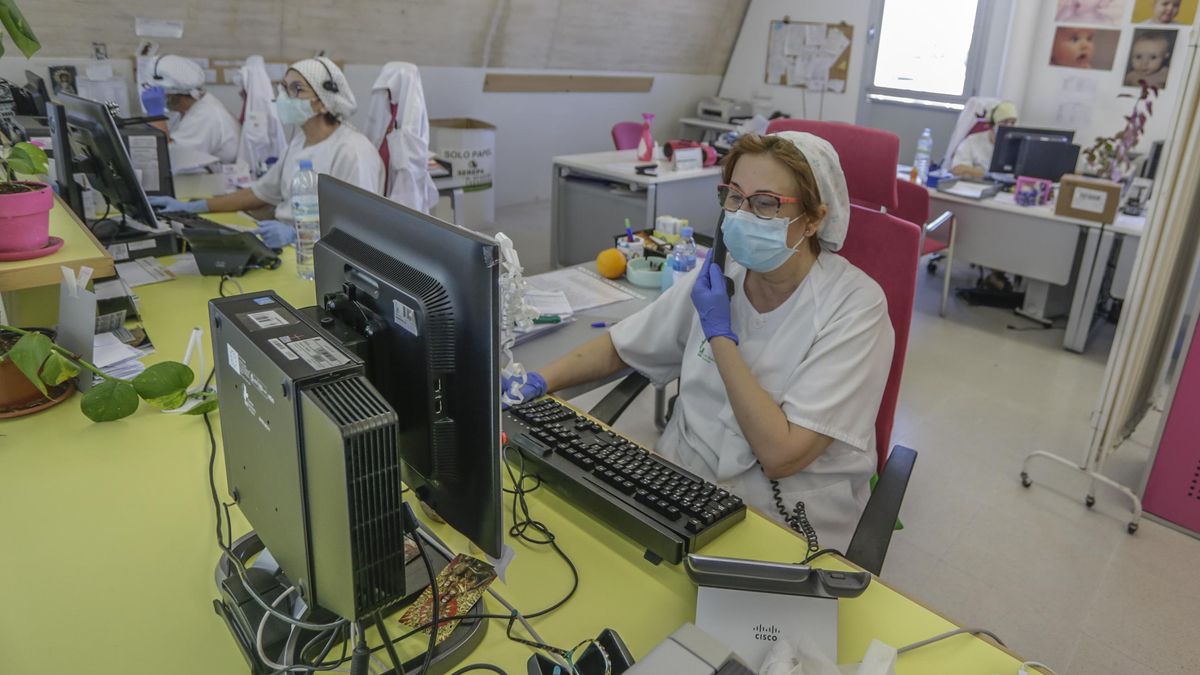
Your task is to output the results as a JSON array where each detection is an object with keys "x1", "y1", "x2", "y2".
[{"x1": 485, "y1": 199, "x2": 1200, "y2": 674}]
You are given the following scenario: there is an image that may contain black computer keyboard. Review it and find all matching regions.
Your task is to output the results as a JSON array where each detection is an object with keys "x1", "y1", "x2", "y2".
[
  {"x1": 502, "y1": 396, "x2": 746, "y2": 564},
  {"x1": 158, "y1": 210, "x2": 237, "y2": 232}
]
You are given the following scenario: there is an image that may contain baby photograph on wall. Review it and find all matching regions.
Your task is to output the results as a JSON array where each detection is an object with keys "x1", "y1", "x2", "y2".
[
  {"x1": 1124, "y1": 28, "x2": 1178, "y2": 87},
  {"x1": 1132, "y1": 0, "x2": 1197, "y2": 24},
  {"x1": 1050, "y1": 26, "x2": 1122, "y2": 69},
  {"x1": 1056, "y1": 0, "x2": 1128, "y2": 24}
]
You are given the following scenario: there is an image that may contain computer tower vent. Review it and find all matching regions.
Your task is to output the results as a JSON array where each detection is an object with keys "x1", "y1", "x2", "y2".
[
  {"x1": 308, "y1": 376, "x2": 406, "y2": 618},
  {"x1": 324, "y1": 230, "x2": 456, "y2": 371}
]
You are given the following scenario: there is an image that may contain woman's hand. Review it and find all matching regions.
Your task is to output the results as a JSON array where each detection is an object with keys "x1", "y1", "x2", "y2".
[
  {"x1": 690, "y1": 254, "x2": 738, "y2": 345},
  {"x1": 148, "y1": 196, "x2": 208, "y2": 214},
  {"x1": 500, "y1": 371, "x2": 547, "y2": 408},
  {"x1": 253, "y1": 220, "x2": 297, "y2": 248}
]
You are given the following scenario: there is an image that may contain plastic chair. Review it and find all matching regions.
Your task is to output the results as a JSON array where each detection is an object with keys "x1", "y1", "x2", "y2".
[
  {"x1": 895, "y1": 179, "x2": 955, "y2": 317},
  {"x1": 766, "y1": 119, "x2": 899, "y2": 211},
  {"x1": 611, "y1": 122, "x2": 643, "y2": 151}
]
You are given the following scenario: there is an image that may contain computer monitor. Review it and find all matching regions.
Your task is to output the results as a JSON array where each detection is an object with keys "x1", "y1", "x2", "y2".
[
  {"x1": 313, "y1": 176, "x2": 504, "y2": 558},
  {"x1": 1140, "y1": 140, "x2": 1165, "y2": 181},
  {"x1": 1014, "y1": 138, "x2": 1080, "y2": 182},
  {"x1": 24, "y1": 70, "x2": 50, "y2": 117},
  {"x1": 45, "y1": 102, "x2": 84, "y2": 218},
  {"x1": 989, "y1": 125, "x2": 1075, "y2": 175},
  {"x1": 55, "y1": 92, "x2": 159, "y2": 229}
]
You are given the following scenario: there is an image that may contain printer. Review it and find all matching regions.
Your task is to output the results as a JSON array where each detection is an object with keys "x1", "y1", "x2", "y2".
[{"x1": 696, "y1": 97, "x2": 754, "y2": 123}]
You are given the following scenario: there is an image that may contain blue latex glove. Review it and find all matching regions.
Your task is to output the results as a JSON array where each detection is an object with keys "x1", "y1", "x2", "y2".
[
  {"x1": 501, "y1": 371, "x2": 547, "y2": 409},
  {"x1": 253, "y1": 220, "x2": 297, "y2": 249},
  {"x1": 691, "y1": 254, "x2": 739, "y2": 345},
  {"x1": 148, "y1": 195, "x2": 208, "y2": 214},
  {"x1": 140, "y1": 86, "x2": 167, "y2": 117}
]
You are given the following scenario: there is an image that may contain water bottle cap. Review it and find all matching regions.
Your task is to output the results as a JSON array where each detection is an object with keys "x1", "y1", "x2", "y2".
[
  {"x1": 299, "y1": 159, "x2": 314, "y2": 171},
  {"x1": 681, "y1": 226, "x2": 693, "y2": 238}
]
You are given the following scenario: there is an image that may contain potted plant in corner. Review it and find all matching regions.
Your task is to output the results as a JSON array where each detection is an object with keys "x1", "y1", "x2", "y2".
[{"x1": 0, "y1": 0, "x2": 60, "y2": 262}]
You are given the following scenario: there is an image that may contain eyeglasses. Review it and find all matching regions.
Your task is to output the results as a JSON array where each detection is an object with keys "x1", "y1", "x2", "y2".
[
  {"x1": 278, "y1": 81, "x2": 314, "y2": 99},
  {"x1": 717, "y1": 183, "x2": 802, "y2": 220}
]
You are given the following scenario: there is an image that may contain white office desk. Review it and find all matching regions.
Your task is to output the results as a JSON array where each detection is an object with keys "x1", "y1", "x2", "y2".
[
  {"x1": 551, "y1": 150, "x2": 722, "y2": 267},
  {"x1": 679, "y1": 116, "x2": 737, "y2": 143}
]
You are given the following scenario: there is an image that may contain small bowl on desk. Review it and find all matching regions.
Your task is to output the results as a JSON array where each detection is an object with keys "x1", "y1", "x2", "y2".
[{"x1": 625, "y1": 257, "x2": 665, "y2": 288}]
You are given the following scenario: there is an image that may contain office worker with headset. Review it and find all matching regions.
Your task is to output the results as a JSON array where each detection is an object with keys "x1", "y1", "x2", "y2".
[
  {"x1": 139, "y1": 55, "x2": 242, "y2": 163},
  {"x1": 150, "y1": 57, "x2": 384, "y2": 248},
  {"x1": 505, "y1": 132, "x2": 894, "y2": 552}
]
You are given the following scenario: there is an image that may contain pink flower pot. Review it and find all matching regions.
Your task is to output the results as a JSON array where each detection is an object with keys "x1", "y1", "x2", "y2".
[{"x1": 0, "y1": 182, "x2": 55, "y2": 258}]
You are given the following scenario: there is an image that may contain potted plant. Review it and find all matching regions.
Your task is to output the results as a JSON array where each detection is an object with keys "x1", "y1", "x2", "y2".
[
  {"x1": 0, "y1": 1, "x2": 59, "y2": 261},
  {"x1": 0, "y1": 324, "x2": 217, "y2": 421},
  {"x1": 1082, "y1": 82, "x2": 1158, "y2": 182}
]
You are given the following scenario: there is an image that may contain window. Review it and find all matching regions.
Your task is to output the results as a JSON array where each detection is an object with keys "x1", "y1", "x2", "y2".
[{"x1": 867, "y1": 0, "x2": 989, "y2": 105}]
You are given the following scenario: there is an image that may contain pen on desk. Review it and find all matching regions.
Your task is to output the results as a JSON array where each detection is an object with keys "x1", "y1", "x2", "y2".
[
  {"x1": 591, "y1": 321, "x2": 612, "y2": 328},
  {"x1": 533, "y1": 314, "x2": 562, "y2": 324}
]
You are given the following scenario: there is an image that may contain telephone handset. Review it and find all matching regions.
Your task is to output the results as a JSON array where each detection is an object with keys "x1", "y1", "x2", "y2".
[{"x1": 710, "y1": 210, "x2": 735, "y2": 298}]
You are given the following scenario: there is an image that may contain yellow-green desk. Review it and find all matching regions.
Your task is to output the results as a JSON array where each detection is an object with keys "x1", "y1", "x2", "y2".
[{"x1": 0, "y1": 201, "x2": 1035, "y2": 674}]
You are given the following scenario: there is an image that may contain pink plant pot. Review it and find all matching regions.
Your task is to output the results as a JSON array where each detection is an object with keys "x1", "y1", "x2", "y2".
[{"x1": 0, "y1": 182, "x2": 55, "y2": 255}]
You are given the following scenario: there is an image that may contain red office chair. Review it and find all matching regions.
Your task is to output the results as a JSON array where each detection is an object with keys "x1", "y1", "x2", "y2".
[
  {"x1": 611, "y1": 122, "x2": 643, "y2": 151},
  {"x1": 894, "y1": 179, "x2": 954, "y2": 317}
]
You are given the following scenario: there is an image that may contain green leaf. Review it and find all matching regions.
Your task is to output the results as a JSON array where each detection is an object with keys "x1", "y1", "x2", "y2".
[
  {"x1": 7, "y1": 142, "x2": 49, "y2": 176},
  {"x1": 38, "y1": 351, "x2": 78, "y2": 387},
  {"x1": 6, "y1": 331, "x2": 51, "y2": 396},
  {"x1": 132, "y1": 361, "x2": 195, "y2": 410},
  {"x1": 182, "y1": 398, "x2": 220, "y2": 416},
  {"x1": 0, "y1": 0, "x2": 41, "y2": 58},
  {"x1": 80, "y1": 379, "x2": 139, "y2": 422}
]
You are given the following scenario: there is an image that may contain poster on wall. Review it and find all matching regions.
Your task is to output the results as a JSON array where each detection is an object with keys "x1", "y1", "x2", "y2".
[
  {"x1": 1055, "y1": 0, "x2": 1129, "y2": 24},
  {"x1": 764, "y1": 20, "x2": 854, "y2": 92},
  {"x1": 1132, "y1": 0, "x2": 1196, "y2": 24},
  {"x1": 1124, "y1": 28, "x2": 1180, "y2": 87},
  {"x1": 1049, "y1": 26, "x2": 1121, "y2": 69}
]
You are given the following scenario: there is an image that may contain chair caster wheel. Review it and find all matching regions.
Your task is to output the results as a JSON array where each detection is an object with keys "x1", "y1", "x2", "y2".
[
  {"x1": 1020, "y1": 472, "x2": 1031, "y2": 488},
  {"x1": 1086, "y1": 495, "x2": 1095, "y2": 508},
  {"x1": 1127, "y1": 522, "x2": 1139, "y2": 534}
]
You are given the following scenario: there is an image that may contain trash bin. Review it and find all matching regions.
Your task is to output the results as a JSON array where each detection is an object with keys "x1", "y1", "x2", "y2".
[{"x1": 430, "y1": 118, "x2": 496, "y2": 226}]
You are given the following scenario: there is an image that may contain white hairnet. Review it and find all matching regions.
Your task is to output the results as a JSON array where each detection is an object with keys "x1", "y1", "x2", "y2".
[
  {"x1": 769, "y1": 130, "x2": 851, "y2": 251},
  {"x1": 151, "y1": 55, "x2": 205, "y2": 97},
  {"x1": 289, "y1": 57, "x2": 357, "y2": 120}
]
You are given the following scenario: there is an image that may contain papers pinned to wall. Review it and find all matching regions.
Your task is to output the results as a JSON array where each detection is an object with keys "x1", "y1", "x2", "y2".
[{"x1": 765, "y1": 20, "x2": 854, "y2": 92}]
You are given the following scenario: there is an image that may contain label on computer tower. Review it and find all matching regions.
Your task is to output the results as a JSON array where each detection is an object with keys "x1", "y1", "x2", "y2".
[
  {"x1": 287, "y1": 337, "x2": 350, "y2": 372},
  {"x1": 243, "y1": 310, "x2": 290, "y2": 330},
  {"x1": 393, "y1": 299, "x2": 418, "y2": 336},
  {"x1": 267, "y1": 337, "x2": 300, "y2": 361}
]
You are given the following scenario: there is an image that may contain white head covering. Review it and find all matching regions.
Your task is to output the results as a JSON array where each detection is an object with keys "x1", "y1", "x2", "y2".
[
  {"x1": 289, "y1": 57, "x2": 357, "y2": 120},
  {"x1": 769, "y1": 130, "x2": 851, "y2": 252},
  {"x1": 151, "y1": 55, "x2": 205, "y2": 97}
]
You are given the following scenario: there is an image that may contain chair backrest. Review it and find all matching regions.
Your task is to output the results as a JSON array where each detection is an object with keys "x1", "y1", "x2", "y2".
[
  {"x1": 892, "y1": 179, "x2": 930, "y2": 228},
  {"x1": 611, "y1": 122, "x2": 643, "y2": 151},
  {"x1": 766, "y1": 119, "x2": 899, "y2": 211},
  {"x1": 840, "y1": 205, "x2": 921, "y2": 471}
]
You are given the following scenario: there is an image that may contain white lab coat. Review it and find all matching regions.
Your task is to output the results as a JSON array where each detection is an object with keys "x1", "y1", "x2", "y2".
[
  {"x1": 167, "y1": 92, "x2": 241, "y2": 164},
  {"x1": 236, "y1": 56, "x2": 289, "y2": 174},
  {"x1": 363, "y1": 62, "x2": 438, "y2": 213},
  {"x1": 250, "y1": 124, "x2": 385, "y2": 222},
  {"x1": 950, "y1": 131, "x2": 995, "y2": 173},
  {"x1": 609, "y1": 255, "x2": 894, "y2": 552},
  {"x1": 942, "y1": 96, "x2": 999, "y2": 169}
]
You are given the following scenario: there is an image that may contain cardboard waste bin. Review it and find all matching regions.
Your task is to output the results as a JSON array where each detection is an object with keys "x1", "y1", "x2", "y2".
[{"x1": 430, "y1": 118, "x2": 495, "y2": 226}]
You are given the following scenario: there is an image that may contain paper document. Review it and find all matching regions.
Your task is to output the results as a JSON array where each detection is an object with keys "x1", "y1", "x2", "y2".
[
  {"x1": 94, "y1": 278, "x2": 134, "y2": 301},
  {"x1": 524, "y1": 289, "x2": 573, "y2": 317},
  {"x1": 514, "y1": 316, "x2": 577, "y2": 346},
  {"x1": 525, "y1": 268, "x2": 640, "y2": 313},
  {"x1": 166, "y1": 253, "x2": 201, "y2": 277},
  {"x1": 116, "y1": 258, "x2": 176, "y2": 287},
  {"x1": 93, "y1": 332, "x2": 145, "y2": 369},
  {"x1": 939, "y1": 182, "x2": 993, "y2": 199}
]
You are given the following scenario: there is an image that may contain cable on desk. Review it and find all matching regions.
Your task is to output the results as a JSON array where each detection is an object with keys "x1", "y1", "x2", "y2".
[
  {"x1": 1020, "y1": 661, "x2": 1058, "y2": 675},
  {"x1": 450, "y1": 665, "x2": 508, "y2": 674},
  {"x1": 412, "y1": 527, "x2": 441, "y2": 675},
  {"x1": 896, "y1": 626, "x2": 1007, "y2": 655},
  {"x1": 501, "y1": 447, "x2": 579, "y2": 619},
  {"x1": 798, "y1": 548, "x2": 844, "y2": 565}
]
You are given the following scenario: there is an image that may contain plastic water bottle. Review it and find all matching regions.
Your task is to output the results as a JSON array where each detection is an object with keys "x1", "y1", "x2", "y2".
[
  {"x1": 290, "y1": 159, "x2": 320, "y2": 280},
  {"x1": 671, "y1": 226, "x2": 698, "y2": 283},
  {"x1": 913, "y1": 128, "x2": 933, "y2": 186}
]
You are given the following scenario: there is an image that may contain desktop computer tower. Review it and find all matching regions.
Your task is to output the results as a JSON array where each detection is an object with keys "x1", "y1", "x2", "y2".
[{"x1": 210, "y1": 292, "x2": 408, "y2": 621}]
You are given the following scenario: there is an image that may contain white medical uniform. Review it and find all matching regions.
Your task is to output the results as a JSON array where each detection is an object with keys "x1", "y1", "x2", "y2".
[
  {"x1": 250, "y1": 125, "x2": 385, "y2": 222},
  {"x1": 609, "y1": 255, "x2": 894, "y2": 552},
  {"x1": 168, "y1": 93, "x2": 242, "y2": 164},
  {"x1": 950, "y1": 131, "x2": 994, "y2": 173}
]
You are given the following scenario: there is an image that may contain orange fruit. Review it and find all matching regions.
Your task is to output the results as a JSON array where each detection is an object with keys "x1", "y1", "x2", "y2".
[{"x1": 596, "y1": 247, "x2": 627, "y2": 279}]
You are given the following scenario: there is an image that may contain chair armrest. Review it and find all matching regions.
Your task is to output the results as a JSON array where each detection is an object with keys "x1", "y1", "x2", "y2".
[
  {"x1": 588, "y1": 372, "x2": 652, "y2": 426},
  {"x1": 925, "y1": 210, "x2": 953, "y2": 235},
  {"x1": 845, "y1": 445, "x2": 918, "y2": 576}
]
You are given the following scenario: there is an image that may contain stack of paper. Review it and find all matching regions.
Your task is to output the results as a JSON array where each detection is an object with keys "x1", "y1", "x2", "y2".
[
  {"x1": 93, "y1": 331, "x2": 147, "y2": 381},
  {"x1": 115, "y1": 258, "x2": 176, "y2": 287},
  {"x1": 524, "y1": 268, "x2": 639, "y2": 313},
  {"x1": 524, "y1": 289, "x2": 573, "y2": 318}
]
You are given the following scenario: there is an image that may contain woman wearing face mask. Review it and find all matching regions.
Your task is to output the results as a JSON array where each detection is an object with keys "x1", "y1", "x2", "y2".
[
  {"x1": 139, "y1": 55, "x2": 241, "y2": 164},
  {"x1": 149, "y1": 57, "x2": 384, "y2": 248},
  {"x1": 503, "y1": 132, "x2": 894, "y2": 551}
]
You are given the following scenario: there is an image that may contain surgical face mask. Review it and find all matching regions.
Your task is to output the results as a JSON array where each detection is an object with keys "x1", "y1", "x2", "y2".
[
  {"x1": 275, "y1": 93, "x2": 316, "y2": 126},
  {"x1": 721, "y1": 209, "x2": 805, "y2": 273}
]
